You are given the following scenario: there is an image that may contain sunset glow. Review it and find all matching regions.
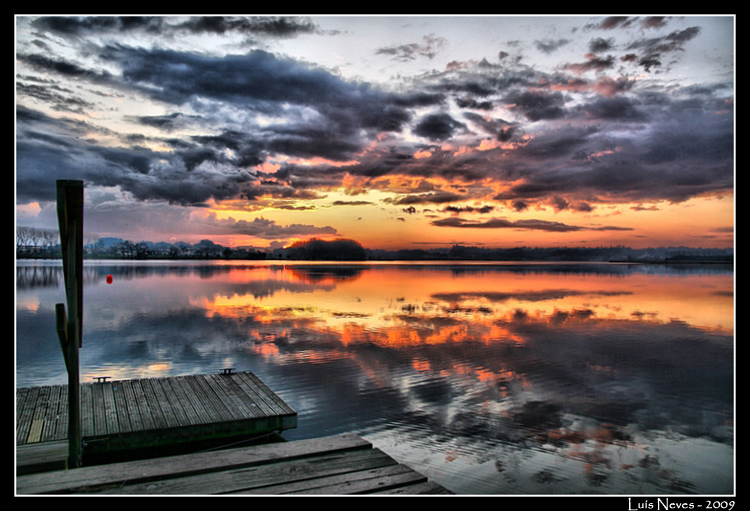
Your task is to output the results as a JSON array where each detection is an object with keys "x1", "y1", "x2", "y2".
[{"x1": 15, "y1": 16, "x2": 734, "y2": 252}]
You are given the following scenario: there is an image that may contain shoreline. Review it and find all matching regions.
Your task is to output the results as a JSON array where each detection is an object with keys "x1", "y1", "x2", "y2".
[{"x1": 16, "y1": 255, "x2": 734, "y2": 266}]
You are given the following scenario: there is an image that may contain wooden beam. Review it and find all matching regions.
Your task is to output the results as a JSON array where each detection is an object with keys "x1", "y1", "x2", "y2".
[
  {"x1": 56, "y1": 180, "x2": 83, "y2": 348},
  {"x1": 56, "y1": 180, "x2": 84, "y2": 469}
]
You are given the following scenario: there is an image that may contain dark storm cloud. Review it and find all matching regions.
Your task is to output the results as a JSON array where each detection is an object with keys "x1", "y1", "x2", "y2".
[
  {"x1": 104, "y1": 46, "x2": 414, "y2": 162},
  {"x1": 18, "y1": 52, "x2": 110, "y2": 81},
  {"x1": 174, "y1": 15, "x2": 318, "y2": 37},
  {"x1": 588, "y1": 37, "x2": 615, "y2": 53},
  {"x1": 31, "y1": 15, "x2": 319, "y2": 39},
  {"x1": 111, "y1": 47, "x2": 345, "y2": 106},
  {"x1": 15, "y1": 105, "x2": 131, "y2": 202},
  {"x1": 462, "y1": 112, "x2": 516, "y2": 138},
  {"x1": 504, "y1": 89, "x2": 567, "y2": 121},
  {"x1": 578, "y1": 95, "x2": 647, "y2": 121},
  {"x1": 485, "y1": 77, "x2": 733, "y2": 206},
  {"x1": 493, "y1": 130, "x2": 733, "y2": 207},
  {"x1": 264, "y1": 125, "x2": 364, "y2": 162},
  {"x1": 134, "y1": 112, "x2": 200, "y2": 132},
  {"x1": 413, "y1": 112, "x2": 466, "y2": 140},
  {"x1": 16, "y1": 42, "x2": 419, "y2": 204},
  {"x1": 16, "y1": 81, "x2": 95, "y2": 113},
  {"x1": 31, "y1": 16, "x2": 166, "y2": 35},
  {"x1": 190, "y1": 131, "x2": 265, "y2": 168},
  {"x1": 15, "y1": 105, "x2": 257, "y2": 207},
  {"x1": 266, "y1": 58, "x2": 732, "y2": 207}
]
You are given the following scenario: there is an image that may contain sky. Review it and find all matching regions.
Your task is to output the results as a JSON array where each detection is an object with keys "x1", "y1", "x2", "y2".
[{"x1": 15, "y1": 15, "x2": 735, "y2": 251}]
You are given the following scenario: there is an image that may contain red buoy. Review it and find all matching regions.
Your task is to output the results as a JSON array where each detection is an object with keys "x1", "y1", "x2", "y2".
[{"x1": 106, "y1": 274, "x2": 113, "y2": 284}]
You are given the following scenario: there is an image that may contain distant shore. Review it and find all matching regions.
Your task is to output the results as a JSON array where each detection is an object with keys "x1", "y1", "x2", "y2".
[
  {"x1": 16, "y1": 253, "x2": 734, "y2": 265},
  {"x1": 17, "y1": 229, "x2": 733, "y2": 265},
  {"x1": 16, "y1": 236, "x2": 733, "y2": 265}
]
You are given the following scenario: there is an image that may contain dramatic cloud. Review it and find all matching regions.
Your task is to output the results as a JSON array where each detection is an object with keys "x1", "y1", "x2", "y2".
[{"x1": 15, "y1": 15, "x2": 734, "y2": 248}]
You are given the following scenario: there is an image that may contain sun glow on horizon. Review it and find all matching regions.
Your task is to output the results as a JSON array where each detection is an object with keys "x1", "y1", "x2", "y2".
[{"x1": 197, "y1": 184, "x2": 733, "y2": 250}]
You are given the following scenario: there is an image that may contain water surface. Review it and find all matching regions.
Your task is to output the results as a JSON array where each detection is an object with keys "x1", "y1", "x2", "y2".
[{"x1": 16, "y1": 260, "x2": 734, "y2": 495}]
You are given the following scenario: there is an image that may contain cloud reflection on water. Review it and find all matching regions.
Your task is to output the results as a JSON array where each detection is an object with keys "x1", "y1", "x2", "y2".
[{"x1": 16, "y1": 261, "x2": 734, "y2": 494}]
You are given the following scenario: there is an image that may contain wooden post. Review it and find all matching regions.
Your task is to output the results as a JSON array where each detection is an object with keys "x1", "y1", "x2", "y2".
[{"x1": 55, "y1": 180, "x2": 83, "y2": 468}]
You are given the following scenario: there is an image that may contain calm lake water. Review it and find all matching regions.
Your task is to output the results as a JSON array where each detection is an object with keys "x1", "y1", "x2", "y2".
[{"x1": 16, "y1": 259, "x2": 734, "y2": 495}]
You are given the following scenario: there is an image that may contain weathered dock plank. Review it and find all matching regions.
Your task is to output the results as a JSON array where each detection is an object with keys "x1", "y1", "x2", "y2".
[
  {"x1": 16, "y1": 433, "x2": 453, "y2": 495},
  {"x1": 236, "y1": 458, "x2": 425, "y2": 495},
  {"x1": 16, "y1": 441, "x2": 69, "y2": 475},
  {"x1": 17, "y1": 386, "x2": 67, "y2": 445},
  {"x1": 79, "y1": 383, "x2": 94, "y2": 438},
  {"x1": 170, "y1": 375, "x2": 211, "y2": 424},
  {"x1": 17, "y1": 433, "x2": 369, "y2": 493},
  {"x1": 16, "y1": 371, "x2": 297, "y2": 459},
  {"x1": 240, "y1": 371, "x2": 296, "y2": 416},
  {"x1": 41, "y1": 385, "x2": 62, "y2": 443}
]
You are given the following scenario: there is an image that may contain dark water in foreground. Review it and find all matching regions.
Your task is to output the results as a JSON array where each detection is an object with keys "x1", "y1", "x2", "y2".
[{"x1": 16, "y1": 260, "x2": 734, "y2": 495}]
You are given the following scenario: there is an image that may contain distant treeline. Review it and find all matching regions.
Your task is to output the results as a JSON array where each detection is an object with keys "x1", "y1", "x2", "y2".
[
  {"x1": 368, "y1": 244, "x2": 734, "y2": 263},
  {"x1": 16, "y1": 226, "x2": 733, "y2": 263},
  {"x1": 15, "y1": 229, "x2": 266, "y2": 260}
]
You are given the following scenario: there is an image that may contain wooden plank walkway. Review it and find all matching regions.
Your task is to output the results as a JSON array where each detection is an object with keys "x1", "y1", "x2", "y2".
[
  {"x1": 16, "y1": 371, "x2": 297, "y2": 463},
  {"x1": 16, "y1": 433, "x2": 452, "y2": 495}
]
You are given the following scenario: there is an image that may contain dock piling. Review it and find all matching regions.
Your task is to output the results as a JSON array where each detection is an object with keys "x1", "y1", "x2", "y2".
[{"x1": 55, "y1": 180, "x2": 84, "y2": 469}]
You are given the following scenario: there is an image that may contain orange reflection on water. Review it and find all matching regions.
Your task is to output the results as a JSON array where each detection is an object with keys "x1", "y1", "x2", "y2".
[
  {"x1": 192, "y1": 264, "x2": 734, "y2": 360},
  {"x1": 83, "y1": 362, "x2": 173, "y2": 383}
]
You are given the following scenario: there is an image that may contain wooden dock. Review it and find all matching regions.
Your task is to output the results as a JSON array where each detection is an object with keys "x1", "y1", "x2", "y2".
[
  {"x1": 16, "y1": 433, "x2": 452, "y2": 495},
  {"x1": 16, "y1": 371, "x2": 297, "y2": 470}
]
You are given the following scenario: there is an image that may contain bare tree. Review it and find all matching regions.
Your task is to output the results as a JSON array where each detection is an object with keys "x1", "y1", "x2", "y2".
[{"x1": 16, "y1": 226, "x2": 59, "y2": 255}]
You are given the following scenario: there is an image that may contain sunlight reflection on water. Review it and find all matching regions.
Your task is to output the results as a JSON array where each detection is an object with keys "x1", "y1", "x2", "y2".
[{"x1": 16, "y1": 260, "x2": 734, "y2": 495}]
